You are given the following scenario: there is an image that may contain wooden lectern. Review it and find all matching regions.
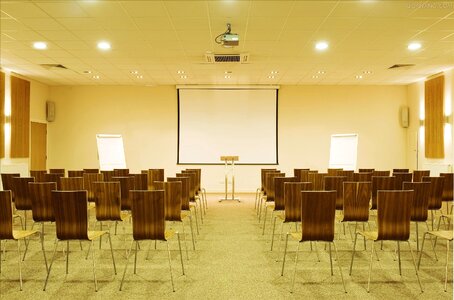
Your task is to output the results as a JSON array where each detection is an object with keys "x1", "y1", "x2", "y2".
[{"x1": 219, "y1": 156, "x2": 240, "y2": 202}]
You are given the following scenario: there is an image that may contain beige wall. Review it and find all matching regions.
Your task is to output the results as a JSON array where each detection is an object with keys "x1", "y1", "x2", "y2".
[{"x1": 48, "y1": 84, "x2": 408, "y2": 191}]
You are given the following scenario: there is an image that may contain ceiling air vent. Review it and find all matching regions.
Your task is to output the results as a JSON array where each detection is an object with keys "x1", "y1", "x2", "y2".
[
  {"x1": 388, "y1": 64, "x2": 415, "y2": 69},
  {"x1": 205, "y1": 53, "x2": 249, "y2": 63},
  {"x1": 40, "y1": 64, "x2": 68, "y2": 70}
]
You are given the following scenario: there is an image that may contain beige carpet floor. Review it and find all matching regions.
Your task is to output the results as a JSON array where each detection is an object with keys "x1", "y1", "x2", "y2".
[{"x1": 0, "y1": 193, "x2": 452, "y2": 299}]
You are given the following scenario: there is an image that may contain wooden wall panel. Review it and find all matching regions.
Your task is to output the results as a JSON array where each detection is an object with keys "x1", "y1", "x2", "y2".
[
  {"x1": 0, "y1": 72, "x2": 4, "y2": 158},
  {"x1": 424, "y1": 75, "x2": 444, "y2": 158},
  {"x1": 10, "y1": 75, "x2": 30, "y2": 158}
]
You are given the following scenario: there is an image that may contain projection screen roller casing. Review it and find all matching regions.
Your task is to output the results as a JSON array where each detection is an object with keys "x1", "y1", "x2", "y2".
[{"x1": 178, "y1": 88, "x2": 278, "y2": 164}]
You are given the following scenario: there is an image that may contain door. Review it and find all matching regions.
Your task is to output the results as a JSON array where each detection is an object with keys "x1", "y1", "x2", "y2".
[{"x1": 31, "y1": 122, "x2": 47, "y2": 170}]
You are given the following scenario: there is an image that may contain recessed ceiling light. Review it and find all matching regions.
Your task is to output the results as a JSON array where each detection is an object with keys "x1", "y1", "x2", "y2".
[
  {"x1": 93, "y1": 75, "x2": 100, "y2": 79},
  {"x1": 130, "y1": 70, "x2": 139, "y2": 75},
  {"x1": 315, "y1": 41, "x2": 329, "y2": 51},
  {"x1": 97, "y1": 41, "x2": 111, "y2": 50},
  {"x1": 356, "y1": 75, "x2": 363, "y2": 79},
  {"x1": 33, "y1": 41, "x2": 47, "y2": 50},
  {"x1": 177, "y1": 70, "x2": 185, "y2": 74},
  {"x1": 180, "y1": 75, "x2": 187, "y2": 79},
  {"x1": 137, "y1": 75, "x2": 143, "y2": 79},
  {"x1": 317, "y1": 71, "x2": 326, "y2": 74},
  {"x1": 408, "y1": 42, "x2": 421, "y2": 51},
  {"x1": 268, "y1": 75, "x2": 275, "y2": 79},
  {"x1": 363, "y1": 70, "x2": 372, "y2": 74},
  {"x1": 270, "y1": 71, "x2": 279, "y2": 74},
  {"x1": 312, "y1": 75, "x2": 319, "y2": 79},
  {"x1": 83, "y1": 70, "x2": 92, "y2": 74},
  {"x1": 225, "y1": 75, "x2": 231, "y2": 79}
]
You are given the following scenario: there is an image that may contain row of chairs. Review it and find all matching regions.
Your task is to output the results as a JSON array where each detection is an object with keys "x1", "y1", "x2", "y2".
[
  {"x1": 0, "y1": 168, "x2": 207, "y2": 291},
  {"x1": 256, "y1": 168, "x2": 453, "y2": 293}
]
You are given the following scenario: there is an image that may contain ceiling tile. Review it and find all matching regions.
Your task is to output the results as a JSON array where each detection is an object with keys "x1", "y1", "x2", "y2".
[
  {"x1": 0, "y1": 3, "x2": 48, "y2": 18},
  {"x1": 35, "y1": 2, "x2": 88, "y2": 18},
  {"x1": 121, "y1": 1, "x2": 167, "y2": 17}
]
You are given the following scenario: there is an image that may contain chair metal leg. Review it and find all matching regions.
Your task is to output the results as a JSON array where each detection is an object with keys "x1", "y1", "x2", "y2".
[
  {"x1": 290, "y1": 242, "x2": 301, "y2": 293},
  {"x1": 86, "y1": 241, "x2": 92, "y2": 260},
  {"x1": 362, "y1": 223, "x2": 367, "y2": 250},
  {"x1": 119, "y1": 240, "x2": 134, "y2": 291},
  {"x1": 17, "y1": 240, "x2": 23, "y2": 291},
  {"x1": 333, "y1": 241, "x2": 347, "y2": 293},
  {"x1": 417, "y1": 232, "x2": 427, "y2": 269},
  {"x1": 177, "y1": 233, "x2": 185, "y2": 275},
  {"x1": 91, "y1": 240, "x2": 98, "y2": 292},
  {"x1": 43, "y1": 240, "x2": 59, "y2": 291},
  {"x1": 192, "y1": 207, "x2": 199, "y2": 235},
  {"x1": 271, "y1": 216, "x2": 277, "y2": 251},
  {"x1": 166, "y1": 240, "x2": 175, "y2": 292},
  {"x1": 262, "y1": 206, "x2": 268, "y2": 235},
  {"x1": 397, "y1": 241, "x2": 402, "y2": 275},
  {"x1": 133, "y1": 241, "x2": 138, "y2": 274},
  {"x1": 349, "y1": 232, "x2": 359, "y2": 275},
  {"x1": 107, "y1": 233, "x2": 117, "y2": 274},
  {"x1": 66, "y1": 240, "x2": 69, "y2": 274},
  {"x1": 276, "y1": 221, "x2": 285, "y2": 258},
  {"x1": 406, "y1": 240, "x2": 423, "y2": 292},
  {"x1": 99, "y1": 222, "x2": 103, "y2": 249},
  {"x1": 329, "y1": 242, "x2": 333, "y2": 275},
  {"x1": 189, "y1": 215, "x2": 196, "y2": 250},
  {"x1": 367, "y1": 241, "x2": 375, "y2": 293},
  {"x1": 445, "y1": 239, "x2": 449, "y2": 292},
  {"x1": 181, "y1": 220, "x2": 189, "y2": 260},
  {"x1": 39, "y1": 232, "x2": 48, "y2": 273},
  {"x1": 416, "y1": 222, "x2": 419, "y2": 252},
  {"x1": 281, "y1": 233, "x2": 290, "y2": 276}
]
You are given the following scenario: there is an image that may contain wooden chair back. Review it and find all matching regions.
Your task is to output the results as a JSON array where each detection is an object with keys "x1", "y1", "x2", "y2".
[
  {"x1": 185, "y1": 169, "x2": 201, "y2": 192},
  {"x1": 0, "y1": 191, "x2": 14, "y2": 239},
  {"x1": 440, "y1": 173, "x2": 453, "y2": 202},
  {"x1": 83, "y1": 173, "x2": 104, "y2": 202},
  {"x1": 283, "y1": 182, "x2": 312, "y2": 223},
  {"x1": 155, "y1": 181, "x2": 182, "y2": 221},
  {"x1": 342, "y1": 182, "x2": 371, "y2": 222},
  {"x1": 132, "y1": 173, "x2": 148, "y2": 190},
  {"x1": 338, "y1": 170, "x2": 354, "y2": 181},
  {"x1": 49, "y1": 168, "x2": 65, "y2": 175},
  {"x1": 12, "y1": 177, "x2": 35, "y2": 210},
  {"x1": 402, "y1": 182, "x2": 430, "y2": 222},
  {"x1": 262, "y1": 170, "x2": 280, "y2": 195},
  {"x1": 413, "y1": 170, "x2": 430, "y2": 182},
  {"x1": 307, "y1": 172, "x2": 326, "y2": 190},
  {"x1": 1, "y1": 173, "x2": 20, "y2": 200},
  {"x1": 29, "y1": 182, "x2": 57, "y2": 222},
  {"x1": 168, "y1": 177, "x2": 190, "y2": 211},
  {"x1": 100, "y1": 170, "x2": 114, "y2": 182},
  {"x1": 358, "y1": 168, "x2": 374, "y2": 173},
  {"x1": 300, "y1": 191, "x2": 336, "y2": 242},
  {"x1": 371, "y1": 176, "x2": 397, "y2": 210},
  {"x1": 293, "y1": 169, "x2": 309, "y2": 182},
  {"x1": 372, "y1": 170, "x2": 390, "y2": 177},
  {"x1": 376, "y1": 190, "x2": 413, "y2": 241},
  {"x1": 68, "y1": 170, "x2": 84, "y2": 177},
  {"x1": 44, "y1": 173, "x2": 64, "y2": 189},
  {"x1": 83, "y1": 168, "x2": 99, "y2": 173},
  {"x1": 51, "y1": 190, "x2": 89, "y2": 240},
  {"x1": 181, "y1": 170, "x2": 198, "y2": 193},
  {"x1": 327, "y1": 168, "x2": 342, "y2": 176},
  {"x1": 422, "y1": 176, "x2": 445, "y2": 210},
  {"x1": 59, "y1": 177, "x2": 84, "y2": 191},
  {"x1": 30, "y1": 170, "x2": 47, "y2": 182},
  {"x1": 265, "y1": 172, "x2": 285, "y2": 202},
  {"x1": 393, "y1": 168, "x2": 409, "y2": 173},
  {"x1": 274, "y1": 177, "x2": 298, "y2": 210},
  {"x1": 113, "y1": 168, "x2": 129, "y2": 176},
  {"x1": 177, "y1": 172, "x2": 196, "y2": 201},
  {"x1": 147, "y1": 169, "x2": 164, "y2": 190},
  {"x1": 353, "y1": 172, "x2": 372, "y2": 182},
  {"x1": 324, "y1": 176, "x2": 347, "y2": 209},
  {"x1": 393, "y1": 172, "x2": 413, "y2": 189},
  {"x1": 112, "y1": 176, "x2": 134, "y2": 211},
  {"x1": 93, "y1": 182, "x2": 122, "y2": 221},
  {"x1": 130, "y1": 190, "x2": 166, "y2": 241},
  {"x1": 261, "y1": 169, "x2": 278, "y2": 191}
]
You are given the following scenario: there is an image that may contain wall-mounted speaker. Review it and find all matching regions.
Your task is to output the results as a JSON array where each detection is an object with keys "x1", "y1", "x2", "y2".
[
  {"x1": 46, "y1": 101, "x2": 55, "y2": 122},
  {"x1": 400, "y1": 106, "x2": 409, "y2": 128}
]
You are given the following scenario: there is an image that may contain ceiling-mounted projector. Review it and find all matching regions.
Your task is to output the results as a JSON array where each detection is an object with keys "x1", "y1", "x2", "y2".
[{"x1": 216, "y1": 23, "x2": 239, "y2": 47}]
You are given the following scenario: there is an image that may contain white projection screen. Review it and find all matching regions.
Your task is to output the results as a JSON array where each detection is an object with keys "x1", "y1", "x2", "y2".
[{"x1": 178, "y1": 88, "x2": 278, "y2": 164}]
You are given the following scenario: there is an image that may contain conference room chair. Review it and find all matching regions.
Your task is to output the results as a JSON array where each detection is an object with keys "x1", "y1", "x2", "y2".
[
  {"x1": 30, "y1": 170, "x2": 47, "y2": 182},
  {"x1": 256, "y1": 169, "x2": 279, "y2": 213},
  {"x1": 59, "y1": 177, "x2": 84, "y2": 191},
  {"x1": 0, "y1": 191, "x2": 47, "y2": 291},
  {"x1": 349, "y1": 190, "x2": 422, "y2": 293},
  {"x1": 338, "y1": 170, "x2": 354, "y2": 181},
  {"x1": 119, "y1": 190, "x2": 184, "y2": 292},
  {"x1": 266, "y1": 176, "x2": 298, "y2": 238},
  {"x1": 339, "y1": 182, "x2": 372, "y2": 246},
  {"x1": 402, "y1": 182, "x2": 431, "y2": 251},
  {"x1": 272, "y1": 182, "x2": 312, "y2": 253},
  {"x1": 44, "y1": 190, "x2": 116, "y2": 292},
  {"x1": 177, "y1": 172, "x2": 203, "y2": 226},
  {"x1": 440, "y1": 173, "x2": 453, "y2": 214},
  {"x1": 67, "y1": 170, "x2": 84, "y2": 177},
  {"x1": 155, "y1": 181, "x2": 194, "y2": 257},
  {"x1": 392, "y1": 172, "x2": 413, "y2": 189},
  {"x1": 307, "y1": 172, "x2": 326, "y2": 191},
  {"x1": 1, "y1": 173, "x2": 20, "y2": 200},
  {"x1": 358, "y1": 168, "x2": 374, "y2": 173},
  {"x1": 422, "y1": 176, "x2": 445, "y2": 230},
  {"x1": 327, "y1": 168, "x2": 343, "y2": 176},
  {"x1": 370, "y1": 176, "x2": 397, "y2": 210},
  {"x1": 418, "y1": 225, "x2": 453, "y2": 292},
  {"x1": 185, "y1": 168, "x2": 207, "y2": 213},
  {"x1": 325, "y1": 176, "x2": 347, "y2": 211},
  {"x1": 372, "y1": 170, "x2": 390, "y2": 177},
  {"x1": 113, "y1": 168, "x2": 129, "y2": 177},
  {"x1": 353, "y1": 172, "x2": 373, "y2": 182},
  {"x1": 168, "y1": 176, "x2": 197, "y2": 244},
  {"x1": 293, "y1": 168, "x2": 309, "y2": 182},
  {"x1": 182, "y1": 170, "x2": 205, "y2": 215},
  {"x1": 12, "y1": 177, "x2": 35, "y2": 229},
  {"x1": 259, "y1": 172, "x2": 285, "y2": 223},
  {"x1": 413, "y1": 170, "x2": 430, "y2": 182},
  {"x1": 131, "y1": 173, "x2": 148, "y2": 190},
  {"x1": 44, "y1": 173, "x2": 64, "y2": 190},
  {"x1": 393, "y1": 168, "x2": 410, "y2": 173},
  {"x1": 83, "y1": 168, "x2": 99, "y2": 173},
  {"x1": 49, "y1": 168, "x2": 65, "y2": 175},
  {"x1": 112, "y1": 176, "x2": 135, "y2": 213},
  {"x1": 100, "y1": 170, "x2": 114, "y2": 182},
  {"x1": 281, "y1": 191, "x2": 346, "y2": 293},
  {"x1": 83, "y1": 173, "x2": 104, "y2": 203},
  {"x1": 146, "y1": 169, "x2": 164, "y2": 190}
]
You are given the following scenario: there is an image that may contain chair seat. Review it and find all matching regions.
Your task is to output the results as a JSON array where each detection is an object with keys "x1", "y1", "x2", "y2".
[
  {"x1": 12, "y1": 230, "x2": 38, "y2": 240},
  {"x1": 426, "y1": 230, "x2": 453, "y2": 241},
  {"x1": 290, "y1": 232, "x2": 301, "y2": 240},
  {"x1": 165, "y1": 229, "x2": 175, "y2": 240},
  {"x1": 181, "y1": 211, "x2": 190, "y2": 219},
  {"x1": 356, "y1": 230, "x2": 378, "y2": 241},
  {"x1": 276, "y1": 212, "x2": 285, "y2": 221},
  {"x1": 88, "y1": 230, "x2": 108, "y2": 241}
]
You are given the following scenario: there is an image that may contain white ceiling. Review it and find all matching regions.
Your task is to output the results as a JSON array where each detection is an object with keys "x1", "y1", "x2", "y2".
[{"x1": 1, "y1": 0, "x2": 454, "y2": 86}]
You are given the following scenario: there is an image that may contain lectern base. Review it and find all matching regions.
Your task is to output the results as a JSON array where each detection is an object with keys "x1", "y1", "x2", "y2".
[{"x1": 219, "y1": 198, "x2": 240, "y2": 202}]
